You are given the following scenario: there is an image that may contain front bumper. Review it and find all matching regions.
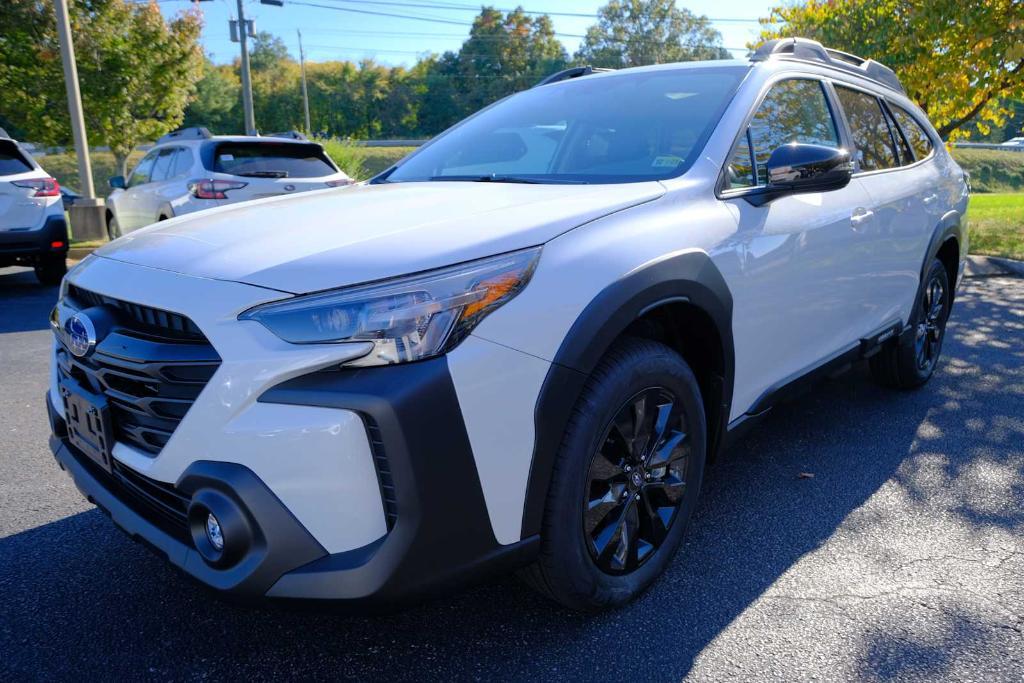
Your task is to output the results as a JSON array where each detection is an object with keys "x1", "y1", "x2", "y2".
[
  {"x1": 0, "y1": 214, "x2": 68, "y2": 263},
  {"x1": 47, "y1": 355, "x2": 539, "y2": 604}
]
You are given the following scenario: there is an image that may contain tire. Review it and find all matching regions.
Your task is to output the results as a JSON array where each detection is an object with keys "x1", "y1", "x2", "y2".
[
  {"x1": 522, "y1": 337, "x2": 707, "y2": 612},
  {"x1": 869, "y1": 257, "x2": 951, "y2": 389},
  {"x1": 34, "y1": 254, "x2": 67, "y2": 286},
  {"x1": 107, "y1": 212, "x2": 122, "y2": 240}
]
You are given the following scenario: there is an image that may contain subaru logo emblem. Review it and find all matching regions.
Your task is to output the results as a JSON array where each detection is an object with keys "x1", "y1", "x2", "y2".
[
  {"x1": 284, "y1": 184, "x2": 296, "y2": 192},
  {"x1": 64, "y1": 312, "x2": 97, "y2": 358}
]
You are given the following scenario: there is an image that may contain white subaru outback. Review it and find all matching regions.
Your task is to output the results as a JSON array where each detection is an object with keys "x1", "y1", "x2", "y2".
[
  {"x1": 104, "y1": 128, "x2": 352, "y2": 237},
  {"x1": 47, "y1": 39, "x2": 969, "y2": 611}
]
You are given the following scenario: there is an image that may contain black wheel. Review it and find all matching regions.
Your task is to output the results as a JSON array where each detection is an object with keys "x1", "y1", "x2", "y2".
[
  {"x1": 34, "y1": 254, "x2": 67, "y2": 286},
  {"x1": 107, "y1": 212, "x2": 122, "y2": 240},
  {"x1": 522, "y1": 337, "x2": 706, "y2": 611},
  {"x1": 870, "y1": 258, "x2": 951, "y2": 389}
]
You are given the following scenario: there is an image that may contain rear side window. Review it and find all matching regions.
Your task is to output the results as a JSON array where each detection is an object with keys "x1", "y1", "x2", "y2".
[
  {"x1": 150, "y1": 148, "x2": 177, "y2": 183},
  {"x1": 171, "y1": 148, "x2": 194, "y2": 177},
  {"x1": 835, "y1": 86, "x2": 899, "y2": 172},
  {"x1": 0, "y1": 142, "x2": 33, "y2": 176},
  {"x1": 889, "y1": 105, "x2": 934, "y2": 161},
  {"x1": 725, "y1": 78, "x2": 840, "y2": 190},
  {"x1": 210, "y1": 143, "x2": 336, "y2": 179}
]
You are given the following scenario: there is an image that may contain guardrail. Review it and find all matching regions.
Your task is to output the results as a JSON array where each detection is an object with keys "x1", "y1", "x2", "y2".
[{"x1": 953, "y1": 142, "x2": 1024, "y2": 152}]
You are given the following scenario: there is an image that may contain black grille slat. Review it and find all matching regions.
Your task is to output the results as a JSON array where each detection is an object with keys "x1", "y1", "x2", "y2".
[
  {"x1": 58, "y1": 286, "x2": 220, "y2": 456},
  {"x1": 364, "y1": 418, "x2": 398, "y2": 530}
]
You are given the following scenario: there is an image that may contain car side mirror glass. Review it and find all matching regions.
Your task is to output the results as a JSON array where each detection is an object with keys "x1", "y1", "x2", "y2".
[{"x1": 109, "y1": 175, "x2": 126, "y2": 190}]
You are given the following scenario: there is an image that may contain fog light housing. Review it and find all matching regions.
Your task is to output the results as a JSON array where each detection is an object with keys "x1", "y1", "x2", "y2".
[{"x1": 205, "y1": 513, "x2": 225, "y2": 551}]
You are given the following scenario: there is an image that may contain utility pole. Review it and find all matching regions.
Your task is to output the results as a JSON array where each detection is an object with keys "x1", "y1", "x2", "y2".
[
  {"x1": 53, "y1": 0, "x2": 94, "y2": 199},
  {"x1": 298, "y1": 30, "x2": 311, "y2": 135},
  {"x1": 236, "y1": 0, "x2": 257, "y2": 135},
  {"x1": 53, "y1": 0, "x2": 106, "y2": 241}
]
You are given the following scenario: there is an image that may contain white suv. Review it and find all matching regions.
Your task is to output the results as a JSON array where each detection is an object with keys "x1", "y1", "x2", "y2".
[
  {"x1": 47, "y1": 39, "x2": 968, "y2": 611},
  {"x1": 0, "y1": 130, "x2": 68, "y2": 285},
  {"x1": 105, "y1": 128, "x2": 352, "y2": 237}
]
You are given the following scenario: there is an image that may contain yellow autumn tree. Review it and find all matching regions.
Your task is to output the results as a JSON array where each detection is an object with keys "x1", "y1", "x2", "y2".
[{"x1": 760, "y1": 0, "x2": 1024, "y2": 140}]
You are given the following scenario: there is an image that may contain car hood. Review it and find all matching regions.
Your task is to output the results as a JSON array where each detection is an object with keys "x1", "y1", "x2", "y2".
[{"x1": 94, "y1": 181, "x2": 664, "y2": 294}]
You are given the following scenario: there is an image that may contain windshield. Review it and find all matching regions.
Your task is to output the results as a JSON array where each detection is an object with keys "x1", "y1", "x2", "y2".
[
  {"x1": 385, "y1": 66, "x2": 746, "y2": 185},
  {"x1": 209, "y1": 142, "x2": 338, "y2": 178}
]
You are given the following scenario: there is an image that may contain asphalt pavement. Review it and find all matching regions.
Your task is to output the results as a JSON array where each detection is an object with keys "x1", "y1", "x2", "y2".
[{"x1": 1, "y1": 263, "x2": 1022, "y2": 681}]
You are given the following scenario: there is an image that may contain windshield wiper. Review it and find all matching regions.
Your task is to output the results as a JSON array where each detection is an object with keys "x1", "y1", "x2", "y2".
[
  {"x1": 235, "y1": 170, "x2": 289, "y2": 178},
  {"x1": 427, "y1": 174, "x2": 587, "y2": 185}
]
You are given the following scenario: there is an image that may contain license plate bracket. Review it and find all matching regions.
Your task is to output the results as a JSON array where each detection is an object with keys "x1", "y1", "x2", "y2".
[{"x1": 59, "y1": 378, "x2": 114, "y2": 473}]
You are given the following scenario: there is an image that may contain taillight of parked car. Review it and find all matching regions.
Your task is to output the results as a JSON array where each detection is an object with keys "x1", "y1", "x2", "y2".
[
  {"x1": 325, "y1": 179, "x2": 354, "y2": 187},
  {"x1": 187, "y1": 179, "x2": 248, "y2": 200},
  {"x1": 12, "y1": 177, "x2": 61, "y2": 197}
]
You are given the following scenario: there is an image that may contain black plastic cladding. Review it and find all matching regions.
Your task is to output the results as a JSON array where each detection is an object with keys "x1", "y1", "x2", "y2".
[
  {"x1": 259, "y1": 356, "x2": 538, "y2": 602},
  {"x1": 520, "y1": 250, "x2": 735, "y2": 539}
]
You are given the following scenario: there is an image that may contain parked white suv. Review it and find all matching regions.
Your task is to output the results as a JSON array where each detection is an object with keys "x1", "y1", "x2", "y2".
[
  {"x1": 0, "y1": 129, "x2": 69, "y2": 285},
  {"x1": 105, "y1": 128, "x2": 352, "y2": 237},
  {"x1": 47, "y1": 39, "x2": 968, "y2": 611}
]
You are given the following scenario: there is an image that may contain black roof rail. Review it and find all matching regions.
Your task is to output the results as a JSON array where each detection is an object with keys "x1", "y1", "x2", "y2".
[
  {"x1": 267, "y1": 130, "x2": 308, "y2": 141},
  {"x1": 534, "y1": 65, "x2": 615, "y2": 88},
  {"x1": 157, "y1": 126, "x2": 213, "y2": 144},
  {"x1": 751, "y1": 37, "x2": 905, "y2": 94}
]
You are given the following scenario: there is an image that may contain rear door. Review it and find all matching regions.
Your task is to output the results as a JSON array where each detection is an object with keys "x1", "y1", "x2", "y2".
[
  {"x1": 718, "y1": 77, "x2": 875, "y2": 417},
  {"x1": 833, "y1": 84, "x2": 934, "y2": 328},
  {"x1": 0, "y1": 140, "x2": 46, "y2": 230}
]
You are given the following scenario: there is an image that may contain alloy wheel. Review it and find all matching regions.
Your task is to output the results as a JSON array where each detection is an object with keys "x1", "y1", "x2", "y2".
[
  {"x1": 915, "y1": 274, "x2": 946, "y2": 371},
  {"x1": 583, "y1": 387, "x2": 690, "y2": 574}
]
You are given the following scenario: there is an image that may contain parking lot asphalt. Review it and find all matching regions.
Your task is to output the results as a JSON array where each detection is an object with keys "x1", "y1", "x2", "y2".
[{"x1": 1, "y1": 264, "x2": 1022, "y2": 681}]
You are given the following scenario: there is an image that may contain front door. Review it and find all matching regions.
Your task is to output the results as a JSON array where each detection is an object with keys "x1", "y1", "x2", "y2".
[{"x1": 715, "y1": 77, "x2": 876, "y2": 420}]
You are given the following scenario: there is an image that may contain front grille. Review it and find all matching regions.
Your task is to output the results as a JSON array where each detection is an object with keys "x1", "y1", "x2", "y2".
[
  {"x1": 58, "y1": 286, "x2": 220, "y2": 455},
  {"x1": 65, "y1": 441, "x2": 191, "y2": 543}
]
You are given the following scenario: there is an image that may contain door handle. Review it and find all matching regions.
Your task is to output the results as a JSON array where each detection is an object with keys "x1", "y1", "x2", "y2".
[
  {"x1": 851, "y1": 208, "x2": 874, "y2": 229},
  {"x1": 923, "y1": 193, "x2": 938, "y2": 205}
]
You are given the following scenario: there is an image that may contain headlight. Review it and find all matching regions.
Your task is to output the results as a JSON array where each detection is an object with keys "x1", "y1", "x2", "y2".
[{"x1": 239, "y1": 247, "x2": 541, "y2": 367}]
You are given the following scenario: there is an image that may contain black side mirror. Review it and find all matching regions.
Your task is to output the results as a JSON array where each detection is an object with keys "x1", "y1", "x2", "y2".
[
  {"x1": 746, "y1": 144, "x2": 853, "y2": 206},
  {"x1": 109, "y1": 175, "x2": 126, "y2": 190}
]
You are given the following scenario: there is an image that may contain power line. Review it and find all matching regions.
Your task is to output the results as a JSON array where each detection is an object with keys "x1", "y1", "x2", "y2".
[{"x1": 289, "y1": 0, "x2": 475, "y2": 26}]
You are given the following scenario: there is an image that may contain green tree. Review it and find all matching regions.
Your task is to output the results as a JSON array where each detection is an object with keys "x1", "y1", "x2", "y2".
[
  {"x1": 182, "y1": 59, "x2": 240, "y2": 134},
  {"x1": 576, "y1": 0, "x2": 731, "y2": 68},
  {"x1": 761, "y1": 0, "x2": 1024, "y2": 140},
  {"x1": 0, "y1": 0, "x2": 203, "y2": 176}
]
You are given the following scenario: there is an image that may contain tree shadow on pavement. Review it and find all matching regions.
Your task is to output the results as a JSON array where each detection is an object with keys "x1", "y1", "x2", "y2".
[{"x1": 1, "y1": 277, "x2": 1021, "y2": 680}]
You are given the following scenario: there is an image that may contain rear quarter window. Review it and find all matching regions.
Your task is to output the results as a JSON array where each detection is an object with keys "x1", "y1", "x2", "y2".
[
  {"x1": 209, "y1": 142, "x2": 337, "y2": 179},
  {"x1": 0, "y1": 142, "x2": 34, "y2": 176}
]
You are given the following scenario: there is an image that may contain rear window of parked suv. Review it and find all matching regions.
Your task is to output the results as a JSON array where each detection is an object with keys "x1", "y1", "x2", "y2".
[
  {"x1": 208, "y1": 142, "x2": 337, "y2": 179},
  {"x1": 0, "y1": 141, "x2": 33, "y2": 176}
]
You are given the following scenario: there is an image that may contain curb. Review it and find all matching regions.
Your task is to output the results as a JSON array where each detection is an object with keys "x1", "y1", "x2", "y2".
[{"x1": 966, "y1": 255, "x2": 1024, "y2": 278}]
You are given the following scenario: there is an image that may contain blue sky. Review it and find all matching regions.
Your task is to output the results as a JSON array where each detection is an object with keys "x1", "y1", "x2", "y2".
[{"x1": 152, "y1": 0, "x2": 778, "y2": 66}]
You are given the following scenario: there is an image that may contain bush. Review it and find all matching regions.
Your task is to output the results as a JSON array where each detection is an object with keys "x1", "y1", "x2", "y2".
[
  {"x1": 951, "y1": 148, "x2": 1024, "y2": 193},
  {"x1": 318, "y1": 138, "x2": 367, "y2": 180},
  {"x1": 39, "y1": 150, "x2": 145, "y2": 194}
]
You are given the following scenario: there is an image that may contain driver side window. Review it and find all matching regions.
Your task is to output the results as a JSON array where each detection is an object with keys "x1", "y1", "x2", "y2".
[
  {"x1": 128, "y1": 150, "x2": 159, "y2": 188},
  {"x1": 725, "y1": 79, "x2": 840, "y2": 190}
]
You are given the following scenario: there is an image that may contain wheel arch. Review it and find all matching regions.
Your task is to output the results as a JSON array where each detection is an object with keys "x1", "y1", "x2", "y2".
[
  {"x1": 920, "y1": 209, "x2": 964, "y2": 306},
  {"x1": 520, "y1": 250, "x2": 734, "y2": 539}
]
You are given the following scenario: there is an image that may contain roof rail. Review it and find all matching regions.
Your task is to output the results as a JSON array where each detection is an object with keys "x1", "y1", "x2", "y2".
[
  {"x1": 751, "y1": 37, "x2": 904, "y2": 94},
  {"x1": 534, "y1": 65, "x2": 615, "y2": 88},
  {"x1": 157, "y1": 126, "x2": 213, "y2": 144},
  {"x1": 267, "y1": 130, "x2": 308, "y2": 141}
]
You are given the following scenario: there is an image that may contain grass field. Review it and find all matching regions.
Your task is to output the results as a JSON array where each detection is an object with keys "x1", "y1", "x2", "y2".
[{"x1": 969, "y1": 193, "x2": 1024, "y2": 261}]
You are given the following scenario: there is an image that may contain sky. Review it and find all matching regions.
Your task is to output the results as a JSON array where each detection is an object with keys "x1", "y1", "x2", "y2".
[{"x1": 150, "y1": 0, "x2": 778, "y2": 67}]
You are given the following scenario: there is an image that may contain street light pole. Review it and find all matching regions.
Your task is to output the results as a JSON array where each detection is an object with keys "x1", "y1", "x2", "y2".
[
  {"x1": 52, "y1": 0, "x2": 95, "y2": 199},
  {"x1": 236, "y1": 0, "x2": 257, "y2": 135},
  {"x1": 298, "y1": 29, "x2": 311, "y2": 135}
]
